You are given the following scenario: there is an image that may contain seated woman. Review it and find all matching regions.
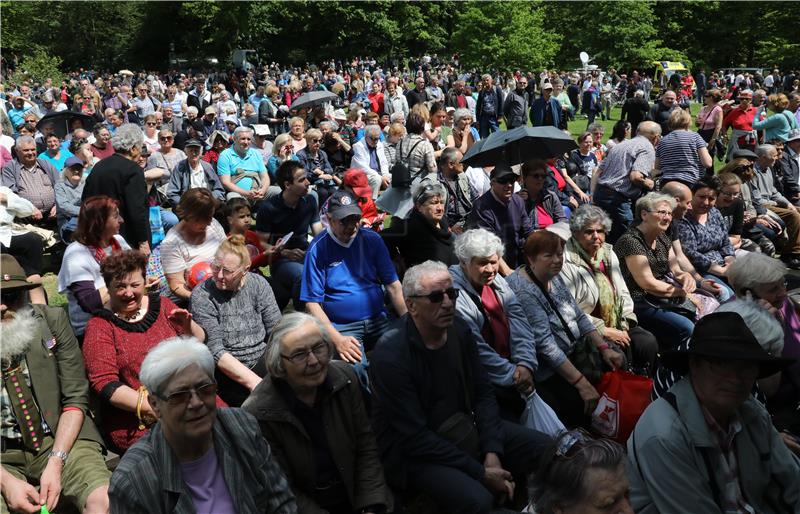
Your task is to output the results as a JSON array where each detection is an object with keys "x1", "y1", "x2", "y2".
[
  {"x1": 243, "y1": 313, "x2": 392, "y2": 514},
  {"x1": 202, "y1": 130, "x2": 229, "y2": 172},
  {"x1": 159, "y1": 188, "x2": 227, "y2": 305},
  {"x1": 715, "y1": 171, "x2": 758, "y2": 256},
  {"x1": 57, "y1": 196, "x2": 131, "y2": 338},
  {"x1": 676, "y1": 176, "x2": 736, "y2": 301},
  {"x1": 109, "y1": 337, "x2": 296, "y2": 512},
  {"x1": 605, "y1": 119, "x2": 631, "y2": 151},
  {"x1": 297, "y1": 128, "x2": 338, "y2": 207},
  {"x1": 82, "y1": 250, "x2": 207, "y2": 452},
  {"x1": 561, "y1": 205, "x2": 658, "y2": 376},
  {"x1": 507, "y1": 231, "x2": 624, "y2": 428},
  {"x1": 53, "y1": 156, "x2": 85, "y2": 241},
  {"x1": 518, "y1": 159, "x2": 567, "y2": 230},
  {"x1": 190, "y1": 234, "x2": 281, "y2": 407},
  {"x1": 449, "y1": 228, "x2": 537, "y2": 419},
  {"x1": 381, "y1": 180, "x2": 457, "y2": 275},
  {"x1": 528, "y1": 431, "x2": 631, "y2": 514},
  {"x1": 267, "y1": 133, "x2": 299, "y2": 183},
  {"x1": 446, "y1": 108, "x2": 478, "y2": 155},
  {"x1": 614, "y1": 192, "x2": 697, "y2": 351}
]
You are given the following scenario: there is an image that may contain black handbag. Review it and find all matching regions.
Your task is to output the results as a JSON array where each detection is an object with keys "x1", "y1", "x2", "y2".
[
  {"x1": 390, "y1": 138, "x2": 423, "y2": 188},
  {"x1": 641, "y1": 294, "x2": 697, "y2": 320}
]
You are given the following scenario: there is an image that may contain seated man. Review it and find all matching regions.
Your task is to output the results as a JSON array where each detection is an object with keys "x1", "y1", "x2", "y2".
[
  {"x1": 109, "y1": 336, "x2": 297, "y2": 513},
  {"x1": 166, "y1": 138, "x2": 226, "y2": 208},
  {"x1": 256, "y1": 161, "x2": 324, "y2": 310},
  {"x1": 351, "y1": 125, "x2": 389, "y2": 199},
  {"x1": 243, "y1": 313, "x2": 392, "y2": 514},
  {"x1": 437, "y1": 147, "x2": 474, "y2": 233},
  {"x1": 301, "y1": 190, "x2": 407, "y2": 389},
  {"x1": 216, "y1": 125, "x2": 271, "y2": 202},
  {"x1": 0, "y1": 255, "x2": 110, "y2": 514},
  {"x1": 628, "y1": 311, "x2": 800, "y2": 513},
  {"x1": 370, "y1": 260, "x2": 551, "y2": 512},
  {"x1": 1, "y1": 135, "x2": 58, "y2": 226}
]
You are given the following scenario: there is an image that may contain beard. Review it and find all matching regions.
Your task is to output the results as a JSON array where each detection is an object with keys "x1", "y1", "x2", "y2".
[{"x1": 0, "y1": 308, "x2": 38, "y2": 364}]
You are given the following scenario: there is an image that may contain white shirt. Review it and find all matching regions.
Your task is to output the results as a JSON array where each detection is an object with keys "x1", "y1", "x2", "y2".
[
  {"x1": 189, "y1": 162, "x2": 208, "y2": 189},
  {"x1": 160, "y1": 218, "x2": 226, "y2": 275}
]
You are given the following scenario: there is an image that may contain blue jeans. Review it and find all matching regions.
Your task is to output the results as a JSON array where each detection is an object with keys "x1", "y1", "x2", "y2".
[
  {"x1": 634, "y1": 303, "x2": 695, "y2": 353},
  {"x1": 478, "y1": 113, "x2": 499, "y2": 139},
  {"x1": 161, "y1": 209, "x2": 179, "y2": 233},
  {"x1": 333, "y1": 314, "x2": 390, "y2": 392},
  {"x1": 59, "y1": 217, "x2": 78, "y2": 242},
  {"x1": 593, "y1": 186, "x2": 634, "y2": 244},
  {"x1": 702, "y1": 273, "x2": 734, "y2": 302},
  {"x1": 271, "y1": 258, "x2": 304, "y2": 311}
]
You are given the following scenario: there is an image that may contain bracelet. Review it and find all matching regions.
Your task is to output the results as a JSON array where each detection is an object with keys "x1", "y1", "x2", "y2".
[
  {"x1": 570, "y1": 375, "x2": 585, "y2": 386},
  {"x1": 136, "y1": 385, "x2": 149, "y2": 430}
]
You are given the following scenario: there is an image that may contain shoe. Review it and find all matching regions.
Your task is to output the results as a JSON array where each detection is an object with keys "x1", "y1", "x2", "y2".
[{"x1": 783, "y1": 257, "x2": 800, "y2": 270}]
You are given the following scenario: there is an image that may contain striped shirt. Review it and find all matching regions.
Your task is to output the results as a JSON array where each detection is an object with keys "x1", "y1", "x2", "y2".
[{"x1": 655, "y1": 129, "x2": 707, "y2": 185}]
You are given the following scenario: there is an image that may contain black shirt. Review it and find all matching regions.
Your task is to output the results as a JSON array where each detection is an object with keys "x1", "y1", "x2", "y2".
[
  {"x1": 255, "y1": 192, "x2": 319, "y2": 250},
  {"x1": 718, "y1": 199, "x2": 744, "y2": 237}
]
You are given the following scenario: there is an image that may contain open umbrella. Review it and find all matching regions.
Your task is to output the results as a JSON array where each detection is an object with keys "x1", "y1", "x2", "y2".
[
  {"x1": 118, "y1": 69, "x2": 134, "y2": 76},
  {"x1": 36, "y1": 111, "x2": 96, "y2": 139},
  {"x1": 289, "y1": 90, "x2": 339, "y2": 112},
  {"x1": 461, "y1": 126, "x2": 578, "y2": 168}
]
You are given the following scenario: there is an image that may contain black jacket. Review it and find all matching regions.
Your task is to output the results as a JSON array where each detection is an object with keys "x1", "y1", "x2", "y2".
[
  {"x1": 82, "y1": 153, "x2": 150, "y2": 248},
  {"x1": 380, "y1": 210, "x2": 458, "y2": 273},
  {"x1": 370, "y1": 315, "x2": 504, "y2": 488}
]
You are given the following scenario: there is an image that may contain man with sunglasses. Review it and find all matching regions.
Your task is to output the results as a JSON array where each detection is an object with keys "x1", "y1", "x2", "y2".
[
  {"x1": 0, "y1": 255, "x2": 111, "y2": 514},
  {"x1": 110, "y1": 337, "x2": 296, "y2": 514},
  {"x1": 371, "y1": 261, "x2": 551, "y2": 512}
]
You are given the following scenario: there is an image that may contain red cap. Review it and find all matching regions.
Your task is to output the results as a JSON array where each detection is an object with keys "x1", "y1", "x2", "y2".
[{"x1": 343, "y1": 169, "x2": 373, "y2": 199}]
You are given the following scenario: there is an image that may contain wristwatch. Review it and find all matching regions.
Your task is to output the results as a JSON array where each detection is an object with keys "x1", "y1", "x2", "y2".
[{"x1": 48, "y1": 450, "x2": 68, "y2": 463}]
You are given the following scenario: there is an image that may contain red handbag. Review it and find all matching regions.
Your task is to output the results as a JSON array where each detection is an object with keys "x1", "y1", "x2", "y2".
[{"x1": 590, "y1": 370, "x2": 653, "y2": 443}]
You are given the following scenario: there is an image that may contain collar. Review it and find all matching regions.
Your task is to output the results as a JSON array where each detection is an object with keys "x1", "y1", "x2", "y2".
[
  {"x1": 489, "y1": 189, "x2": 510, "y2": 205},
  {"x1": 700, "y1": 403, "x2": 743, "y2": 443},
  {"x1": 326, "y1": 226, "x2": 357, "y2": 248}
]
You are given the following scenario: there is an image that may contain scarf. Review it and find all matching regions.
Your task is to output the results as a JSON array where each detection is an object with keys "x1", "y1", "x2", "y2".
[
  {"x1": 90, "y1": 236, "x2": 122, "y2": 265},
  {"x1": 570, "y1": 239, "x2": 623, "y2": 330}
]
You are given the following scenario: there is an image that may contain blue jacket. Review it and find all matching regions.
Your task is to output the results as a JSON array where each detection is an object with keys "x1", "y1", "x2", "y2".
[{"x1": 529, "y1": 96, "x2": 562, "y2": 128}]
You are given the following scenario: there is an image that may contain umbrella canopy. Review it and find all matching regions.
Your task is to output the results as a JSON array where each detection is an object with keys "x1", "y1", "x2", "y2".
[
  {"x1": 36, "y1": 111, "x2": 96, "y2": 139},
  {"x1": 461, "y1": 126, "x2": 578, "y2": 168},
  {"x1": 289, "y1": 90, "x2": 339, "y2": 112},
  {"x1": 118, "y1": 69, "x2": 134, "y2": 76}
]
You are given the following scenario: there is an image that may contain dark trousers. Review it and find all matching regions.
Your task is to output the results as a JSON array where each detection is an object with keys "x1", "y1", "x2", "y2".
[
  {"x1": 405, "y1": 421, "x2": 551, "y2": 514},
  {"x1": 0, "y1": 232, "x2": 44, "y2": 276},
  {"x1": 593, "y1": 186, "x2": 634, "y2": 244},
  {"x1": 214, "y1": 351, "x2": 267, "y2": 407},
  {"x1": 536, "y1": 372, "x2": 588, "y2": 429},
  {"x1": 626, "y1": 325, "x2": 659, "y2": 377}
]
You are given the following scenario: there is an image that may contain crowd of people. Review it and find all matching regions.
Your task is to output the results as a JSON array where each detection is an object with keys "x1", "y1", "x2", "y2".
[{"x1": 1, "y1": 58, "x2": 800, "y2": 514}]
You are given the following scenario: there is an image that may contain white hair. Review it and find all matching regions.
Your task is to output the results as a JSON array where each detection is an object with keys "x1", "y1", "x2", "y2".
[
  {"x1": 232, "y1": 125, "x2": 253, "y2": 139},
  {"x1": 569, "y1": 204, "x2": 612, "y2": 234},
  {"x1": 402, "y1": 260, "x2": 449, "y2": 297},
  {"x1": 453, "y1": 108, "x2": 472, "y2": 125},
  {"x1": 756, "y1": 144, "x2": 776, "y2": 158},
  {"x1": 365, "y1": 124, "x2": 381, "y2": 139},
  {"x1": 111, "y1": 123, "x2": 144, "y2": 152},
  {"x1": 264, "y1": 312, "x2": 329, "y2": 379},
  {"x1": 139, "y1": 336, "x2": 215, "y2": 396},
  {"x1": 715, "y1": 299, "x2": 784, "y2": 356},
  {"x1": 186, "y1": 106, "x2": 199, "y2": 116},
  {"x1": 453, "y1": 228, "x2": 505, "y2": 265},
  {"x1": 726, "y1": 252, "x2": 786, "y2": 295}
]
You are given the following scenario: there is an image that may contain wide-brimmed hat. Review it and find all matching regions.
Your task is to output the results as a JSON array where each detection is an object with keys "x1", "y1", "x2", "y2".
[
  {"x1": 661, "y1": 311, "x2": 794, "y2": 378},
  {"x1": 0, "y1": 255, "x2": 39, "y2": 291},
  {"x1": 786, "y1": 128, "x2": 800, "y2": 143}
]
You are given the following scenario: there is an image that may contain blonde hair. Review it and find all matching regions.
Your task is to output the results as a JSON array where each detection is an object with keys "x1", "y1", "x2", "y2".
[
  {"x1": 717, "y1": 172, "x2": 742, "y2": 188},
  {"x1": 667, "y1": 108, "x2": 691, "y2": 131},
  {"x1": 305, "y1": 128, "x2": 322, "y2": 143},
  {"x1": 272, "y1": 133, "x2": 292, "y2": 155},
  {"x1": 411, "y1": 103, "x2": 430, "y2": 123},
  {"x1": 216, "y1": 234, "x2": 251, "y2": 269}
]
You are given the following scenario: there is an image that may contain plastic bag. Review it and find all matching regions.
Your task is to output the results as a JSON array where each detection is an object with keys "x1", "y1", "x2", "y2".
[
  {"x1": 149, "y1": 206, "x2": 165, "y2": 246},
  {"x1": 520, "y1": 391, "x2": 566, "y2": 437},
  {"x1": 591, "y1": 370, "x2": 653, "y2": 443}
]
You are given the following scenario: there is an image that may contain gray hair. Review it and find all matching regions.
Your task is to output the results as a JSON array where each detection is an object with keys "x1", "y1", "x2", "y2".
[
  {"x1": 318, "y1": 120, "x2": 333, "y2": 131},
  {"x1": 402, "y1": 260, "x2": 449, "y2": 297},
  {"x1": 186, "y1": 106, "x2": 199, "y2": 116},
  {"x1": 587, "y1": 122, "x2": 604, "y2": 133},
  {"x1": 715, "y1": 299, "x2": 784, "y2": 355},
  {"x1": 481, "y1": 74, "x2": 492, "y2": 81},
  {"x1": 453, "y1": 108, "x2": 472, "y2": 125},
  {"x1": 569, "y1": 204, "x2": 612, "y2": 234},
  {"x1": 635, "y1": 192, "x2": 676, "y2": 221},
  {"x1": 365, "y1": 124, "x2": 381, "y2": 139},
  {"x1": 111, "y1": 123, "x2": 144, "y2": 152},
  {"x1": 265, "y1": 312, "x2": 329, "y2": 379},
  {"x1": 726, "y1": 252, "x2": 786, "y2": 296},
  {"x1": 634, "y1": 89, "x2": 645, "y2": 98},
  {"x1": 438, "y1": 147, "x2": 461, "y2": 169},
  {"x1": 412, "y1": 180, "x2": 446, "y2": 206},
  {"x1": 139, "y1": 336, "x2": 215, "y2": 396},
  {"x1": 14, "y1": 135, "x2": 36, "y2": 148},
  {"x1": 389, "y1": 111, "x2": 405, "y2": 123},
  {"x1": 739, "y1": 89, "x2": 754, "y2": 98},
  {"x1": 454, "y1": 228, "x2": 505, "y2": 265},
  {"x1": 232, "y1": 125, "x2": 254, "y2": 139},
  {"x1": 756, "y1": 144, "x2": 776, "y2": 158}
]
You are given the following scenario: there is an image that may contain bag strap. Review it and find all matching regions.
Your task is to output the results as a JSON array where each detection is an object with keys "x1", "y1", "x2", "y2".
[{"x1": 524, "y1": 265, "x2": 577, "y2": 343}]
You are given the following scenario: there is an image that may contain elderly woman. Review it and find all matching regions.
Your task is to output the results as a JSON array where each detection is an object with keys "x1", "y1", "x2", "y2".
[
  {"x1": 259, "y1": 85, "x2": 285, "y2": 135},
  {"x1": 383, "y1": 122, "x2": 406, "y2": 166},
  {"x1": 159, "y1": 188, "x2": 227, "y2": 305},
  {"x1": 519, "y1": 159, "x2": 567, "y2": 230},
  {"x1": 380, "y1": 180, "x2": 457, "y2": 274},
  {"x1": 243, "y1": 313, "x2": 392, "y2": 514},
  {"x1": 190, "y1": 234, "x2": 281, "y2": 407},
  {"x1": 109, "y1": 337, "x2": 296, "y2": 513},
  {"x1": 288, "y1": 116, "x2": 307, "y2": 153},
  {"x1": 676, "y1": 176, "x2": 736, "y2": 301},
  {"x1": 614, "y1": 192, "x2": 698, "y2": 351},
  {"x1": 54, "y1": 157, "x2": 85, "y2": 240},
  {"x1": 565, "y1": 132, "x2": 597, "y2": 194},
  {"x1": 267, "y1": 133, "x2": 299, "y2": 181},
  {"x1": 202, "y1": 130, "x2": 229, "y2": 172},
  {"x1": 655, "y1": 108, "x2": 713, "y2": 187},
  {"x1": 297, "y1": 127, "x2": 337, "y2": 207},
  {"x1": 507, "y1": 230, "x2": 624, "y2": 428},
  {"x1": 753, "y1": 93, "x2": 799, "y2": 142},
  {"x1": 562, "y1": 205, "x2": 659, "y2": 376},
  {"x1": 82, "y1": 250, "x2": 206, "y2": 452},
  {"x1": 529, "y1": 431, "x2": 632, "y2": 514},
  {"x1": 448, "y1": 229, "x2": 538, "y2": 418},
  {"x1": 446, "y1": 108, "x2": 478, "y2": 155}
]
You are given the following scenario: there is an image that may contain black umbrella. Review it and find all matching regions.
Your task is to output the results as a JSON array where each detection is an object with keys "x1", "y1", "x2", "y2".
[
  {"x1": 289, "y1": 90, "x2": 339, "y2": 112},
  {"x1": 36, "y1": 111, "x2": 96, "y2": 139},
  {"x1": 461, "y1": 126, "x2": 578, "y2": 168}
]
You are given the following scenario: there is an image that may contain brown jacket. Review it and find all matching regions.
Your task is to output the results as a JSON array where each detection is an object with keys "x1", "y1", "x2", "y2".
[{"x1": 243, "y1": 361, "x2": 391, "y2": 513}]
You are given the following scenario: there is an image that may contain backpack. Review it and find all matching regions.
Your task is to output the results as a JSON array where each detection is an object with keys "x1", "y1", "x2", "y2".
[{"x1": 389, "y1": 138, "x2": 424, "y2": 189}]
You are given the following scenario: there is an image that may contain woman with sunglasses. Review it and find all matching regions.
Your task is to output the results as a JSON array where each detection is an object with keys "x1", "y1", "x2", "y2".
[
  {"x1": 519, "y1": 159, "x2": 567, "y2": 230},
  {"x1": 190, "y1": 234, "x2": 281, "y2": 407},
  {"x1": 82, "y1": 250, "x2": 208, "y2": 453},
  {"x1": 722, "y1": 89, "x2": 757, "y2": 160},
  {"x1": 142, "y1": 113, "x2": 161, "y2": 154}
]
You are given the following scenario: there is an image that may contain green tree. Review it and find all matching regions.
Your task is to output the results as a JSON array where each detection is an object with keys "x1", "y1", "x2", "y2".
[{"x1": 9, "y1": 48, "x2": 64, "y2": 86}]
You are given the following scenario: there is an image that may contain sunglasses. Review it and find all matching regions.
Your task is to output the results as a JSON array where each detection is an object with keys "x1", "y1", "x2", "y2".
[
  {"x1": 159, "y1": 136, "x2": 173, "y2": 141},
  {"x1": 409, "y1": 287, "x2": 459, "y2": 303},
  {"x1": 146, "y1": 122, "x2": 157, "y2": 126},
  {"x1": 156, "y1": 382, "x2": 217, "y2": 406}
]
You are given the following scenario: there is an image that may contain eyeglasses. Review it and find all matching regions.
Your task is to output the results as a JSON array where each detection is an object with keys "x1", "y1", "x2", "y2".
[
  {"x1": 649, "y1": 209, "x2": 673, "y2": 218},
  {"x1": 310, "y1": 138, "x2": 321, "y2": 143},
  {"x1": 210, "y1": 261, "x2": 243, "y2": 276},
  {"x1": 281, "y1": 342, "x2": 330, "y2": 365},
  {"x1": 408, "y1": 287, "x2": 460, "y2": 303},
  {"x1": 157, "y1": 382, "x2": 217, "y2": 405}
]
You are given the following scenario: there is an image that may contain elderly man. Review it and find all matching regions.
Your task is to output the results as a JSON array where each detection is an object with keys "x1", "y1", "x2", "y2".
[
  {"x1": 352, "y1": 125, "x2": 390, "y2": 199},
  {"x1": 529, "y1": 83, "x2": 562, "y2": 128},
  {"x1": 469, "y1": 164, "x2": 533, "y2": 273},
  {"x1": 779, "y1": 128, "x2": 800, "y2": 206},
  {"x1": 592, "y1": 121, "x2": 661, "y2": 243},
  {"x1": 109, "y1": 336, "x2": 297, "y2": 513},
  {"x1": 301, "y1": 190, "x2": 407, "y2": 390},
  {"x1": 437, "y1": 147, "x2": 473, "y2": 233},
  {"x1": 1, "y1": 135, "x2": 58, "y2": 224},
  {"x1": 649, "y1": 90, "x2": 678, "y2": 136},
  {"x1": 628, "y1": 311, "x2": 800, "y2": 513},
  {"x1": 476, "y1": 74, "x2": 504, "y2": 138},
  {"x1": 217, "y1": 125, "x2": 270, "y2": 202},
  {"x1": 370, "y1": 261, "x2": 551, "y2": 512},
  {"x1": 405, "y1": 77, "x2": 430, "y2": 109},
  {"x1": 243, "y1": 313, "x2": 392, "y2": 514},
  {"x1": 7, "y1": 96, "x2": 37, "y2": 133},
  {"x1": 503, "y1": 76, "x2": 529, "y2": 129},
  {"x1": 167, "y1": 138, "x2": 226, "y2": 208},
  {"x1": 0, "y1": 255, "x2": 110, "y2": 514},
  {"x1": 383, "y1": 78, "x2": 409, "y2": 118}
]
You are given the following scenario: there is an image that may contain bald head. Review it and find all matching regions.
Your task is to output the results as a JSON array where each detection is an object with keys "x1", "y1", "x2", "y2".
[
  {"x1": 636, "y1": 121, "x2": 662, "y2": 142},
  {"x1": 661, "y1": 180, "x2": 692, "y2": 219}
]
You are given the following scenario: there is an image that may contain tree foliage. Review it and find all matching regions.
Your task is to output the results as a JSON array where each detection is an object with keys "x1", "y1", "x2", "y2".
[{"x1": 9, "y1": 49, "x2": 64, "y2": 86}]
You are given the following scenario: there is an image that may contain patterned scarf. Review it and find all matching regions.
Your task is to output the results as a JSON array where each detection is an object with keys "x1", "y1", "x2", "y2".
[
  {"x1": 570, "y1": 239, "x2": 623, "y2": 330},
  {"x1": 90, "y1": 237, "x2": 122, "y2": 265}
]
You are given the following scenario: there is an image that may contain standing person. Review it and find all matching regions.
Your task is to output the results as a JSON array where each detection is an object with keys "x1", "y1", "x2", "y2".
[
  {"x1": 656, "y1": 108, "x2": 713, "y2": 187},
  {"x1": 753, "y1": 93, "x2": 799, "y2": 143},
  {"x1": 648, "y1": 90, "x2": 678, "y2": 136},
  {"x1": 694, "y1": 68, "x2": 707, "y2": 103},
  {"x1": 722, "y1": 89, "x2": 758, "y2": 160},
  {"x1": 502, "y1": 76, "x2": 529, "y2": 129},
  {"x1": 81, "y1": 123, "x2": 151, "y2": 254},
  {"x1": 696, "y1": 89, "x2": 724, "y2": 169},
  {"x1": 622, "y1": 90, "x2": 650, "y2": 136},
  {"x1": 476, "y1": 74, "x2": 503, "y2": 138},
  {"x1": 405, "y1": 76, "x2": 430, "y2": 109},
  {"x1": 529, "y1": 83, "x2": 562, "y2": 128}
]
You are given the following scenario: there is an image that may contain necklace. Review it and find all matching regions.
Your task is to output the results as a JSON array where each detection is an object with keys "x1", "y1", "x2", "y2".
[{"x1": 115, "y1": 307, "x2": 143, "y2": 322}]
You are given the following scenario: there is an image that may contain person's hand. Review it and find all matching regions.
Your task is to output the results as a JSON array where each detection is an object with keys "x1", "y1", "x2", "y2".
[
  {"x1": 568, "y1": 196, "x2": 579, "y2": 210},
  {"x1": 577, "y1": 190, "x2": 591, "y2": 204},
  {"x1": 517, "y1": 188, "x2": 529, "y2": 201},
  {"x1": 512, "y1": 365, "x2": 534, "y2": 394},
  {"x1": 145, "y1": 275, "x2": 160, "y2": 291},
  {"x1": 31, "y1": 207, "x2": 43, "y2": 220},
  {"x1": 282, "y1": 248, "x2": 305, "y2": 262},
  {"x1": 575, "y1": 377, "x2": 600, "y2": 415},
  {"x1": 168, "y1": 308, "x2": 194, "y2": 333},
  {"x1": 482, "y1": 466, "x2": 514, "y2": 497},
  {"x1": 138, "y1": 241, "x2": 151, "y2": 257},
  {"x1": 781, "y1": 432, "x2": 800, "y2": 456},
  {"x1": 601, "y1": 347, "x2": 624, "y2": 370},
  {"x1": 332, "y1": 334, "x2": 363, "y2": 363},
  {"x1": 319, "y1": 174, "x2": 333, "y2": 181},
  {"x1": 381, "y1": 175, "x2": 391, "y2": 188},
  {"x1": 313, "y1": 167, "x2": 323, "y2": 176},
  {"x1": 678, "y1": 273, "x2": 697, "y2": 294},
  {"x1": 484, "y1": 452, "x2": 502, "y2": 470},
  {"x1": 39, "y1": 456, "x2": 63, "y2": 511},
  {"x1": 643, "y1": 178, "x2": 655, "y2": 190},
  {"x1": 1, "y1": 473, "x2": 41, "y2": 513},
  {"x1": 450, "y1": 224, "x2": 465, "y2": 235},
  {"x1": 604, "y1": 327, "x2": 631, "y2": 347},
  {"x1": 48, "y1": 204, "x2": 57, "y2": 219},
  {"x1": 699, "y1": 278, "x2": 722, "y2": 295}
]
